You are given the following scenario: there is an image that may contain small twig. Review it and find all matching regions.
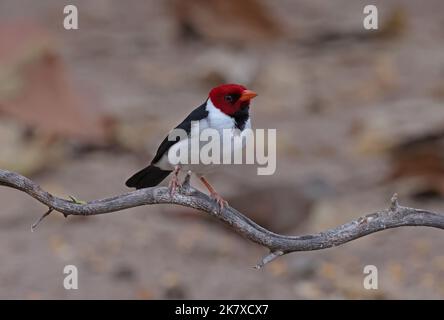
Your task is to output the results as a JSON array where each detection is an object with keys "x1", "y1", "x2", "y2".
[
  {"x1": 255, "y1": 250, "x2": 284, "y2": 269},
  {"x1": 0, "y1": 169, "x2": 443, "y2": 268},
  {"x1": 68, "y1": 195, "x2": 87, "y2": 205},
  {"x1": 389, "y1": 193, "x2": 399, "y2": 212},
  {"x1": 31, "y1": 207, "x2": 54, "y2": 232},
  {"x1": 180, "y1": 170, "x2": 194, "y2": 195}
]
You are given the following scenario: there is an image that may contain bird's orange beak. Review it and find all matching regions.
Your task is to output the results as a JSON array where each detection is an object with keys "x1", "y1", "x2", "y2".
[{"x1": 239, "y1": 89, "x2": 258, "y2": 102}]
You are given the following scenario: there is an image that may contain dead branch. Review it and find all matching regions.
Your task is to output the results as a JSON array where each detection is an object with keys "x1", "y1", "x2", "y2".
[{"x1": 1, "y1": 169, "x2": 443, "y2": 268}]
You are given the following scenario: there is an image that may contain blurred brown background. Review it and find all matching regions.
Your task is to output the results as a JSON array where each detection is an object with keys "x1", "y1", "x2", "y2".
[{"x1": 0, "y1": 0, "x2": 443, "y2": 299}]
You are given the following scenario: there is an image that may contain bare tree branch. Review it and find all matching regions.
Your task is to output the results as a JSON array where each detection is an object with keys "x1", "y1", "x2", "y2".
[{"x1": 1, "y1": 169, "x2": 444, "y2": 268}]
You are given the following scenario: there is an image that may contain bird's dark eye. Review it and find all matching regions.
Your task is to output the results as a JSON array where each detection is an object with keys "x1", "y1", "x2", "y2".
[{"x1": 224, "y1": 95, "x2": 234, "y2": 103}]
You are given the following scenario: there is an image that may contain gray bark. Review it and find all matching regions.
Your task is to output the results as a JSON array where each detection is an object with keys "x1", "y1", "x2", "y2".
[{"x1": 1, "y1": 169, "x2": 443, "y2": 268}]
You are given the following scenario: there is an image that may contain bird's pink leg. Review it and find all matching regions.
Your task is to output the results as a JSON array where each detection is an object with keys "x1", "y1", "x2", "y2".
[
  {"x1": 199, "y1": 176, "x2": 228, "y2": 209},
  {"x1": 168, "y1": 165, "x2": 181, "y2": 195}
]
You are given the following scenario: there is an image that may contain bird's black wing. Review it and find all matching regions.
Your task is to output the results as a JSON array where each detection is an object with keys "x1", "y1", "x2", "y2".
[{"x1": 151, "y1": 101, "x2": 209, "y2": 164}]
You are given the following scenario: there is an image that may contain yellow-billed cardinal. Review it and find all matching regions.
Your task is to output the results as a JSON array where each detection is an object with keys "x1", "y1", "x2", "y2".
[{"x1": 125, "y1": 84, "x2": 258, "y2": 208}]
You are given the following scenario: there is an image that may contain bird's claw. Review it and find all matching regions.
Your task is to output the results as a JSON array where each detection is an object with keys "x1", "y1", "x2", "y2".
[
  {"x1": 211, "y1": 192, "x2": 228, "y2": 210},
  {"x1": 168, "y1": 176, "x2": 182, "y2": 195}
]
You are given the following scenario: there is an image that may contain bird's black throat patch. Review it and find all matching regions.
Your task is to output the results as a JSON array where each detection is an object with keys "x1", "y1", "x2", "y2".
[{"x1": 232, "y1": 106, "x2": 249, "y2": 131}]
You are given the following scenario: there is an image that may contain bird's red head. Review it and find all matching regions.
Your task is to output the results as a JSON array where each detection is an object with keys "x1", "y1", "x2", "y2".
[{"x1": 209, "y1": 84, "x2": 258, "y2": 116}]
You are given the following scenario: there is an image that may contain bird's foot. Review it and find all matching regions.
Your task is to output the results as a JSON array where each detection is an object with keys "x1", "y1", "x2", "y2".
[
  {"x1": 168, "y1": 175, "x2": 182, "y2": 195},
  {"x1": 168, "y1": 165, "x2": 182, "y2": 195},
  {"x1": 199, "y1": 176, "x2": 227, "y2": 210},
  {"x1": 210, "y1": 192, "x2": 228, "y2": 210}
]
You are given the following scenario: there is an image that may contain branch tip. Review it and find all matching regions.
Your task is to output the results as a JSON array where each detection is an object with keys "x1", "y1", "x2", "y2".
[
  {"x1": 180, "y1": 171, "x2": 194, "y2": 195},
  {"x1": 389, "y1": 193, "x2": 399, "y2": 212},
  {"x1": 183, "y1": 171, "x2": 192, "y2": 187},
  {"x1": 68, "y1": 195, "x2": 87, "y2": 205},
  {"x1": 254, "y1": 250, "x2": 284, "y2": 269},
  {"x1": 31, "y1": 208, "x2": 54, "y2": 232}
]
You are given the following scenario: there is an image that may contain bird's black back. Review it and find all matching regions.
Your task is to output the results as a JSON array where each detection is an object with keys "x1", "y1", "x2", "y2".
[{"x1": 151, "y1": 101, "x2": 209, "y2": 164}]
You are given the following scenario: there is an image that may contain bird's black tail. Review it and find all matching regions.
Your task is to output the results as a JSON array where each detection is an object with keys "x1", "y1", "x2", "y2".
[{"x1": 125, "y1": 165, "x2": 172, "y2": 189}]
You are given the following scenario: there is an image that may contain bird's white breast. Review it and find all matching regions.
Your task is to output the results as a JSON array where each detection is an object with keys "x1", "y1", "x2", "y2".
[{"x1": 156, "y1": 98, "x2": 251, "y2": 175}]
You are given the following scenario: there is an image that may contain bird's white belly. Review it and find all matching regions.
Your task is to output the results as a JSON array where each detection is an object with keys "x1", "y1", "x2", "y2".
[{"x1": 155, "y1": 126, "x2": 250, "y2": 176}]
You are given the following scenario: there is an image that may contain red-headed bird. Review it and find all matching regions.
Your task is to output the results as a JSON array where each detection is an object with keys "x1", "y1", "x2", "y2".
[{"x1": 125, "y1": 84, "x2": 258, "y2": 208}]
